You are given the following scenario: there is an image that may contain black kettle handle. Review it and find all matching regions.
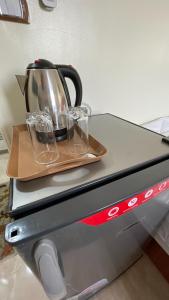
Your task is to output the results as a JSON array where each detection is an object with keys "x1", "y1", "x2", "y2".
[{"x1": 56, "y1": 65, "x2": 82, "y2": 107}]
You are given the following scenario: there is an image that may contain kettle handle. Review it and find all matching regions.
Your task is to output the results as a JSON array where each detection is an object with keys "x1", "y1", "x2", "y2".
[{"x1": 56, "y1": 65, "x2": 82, "y2": 107}]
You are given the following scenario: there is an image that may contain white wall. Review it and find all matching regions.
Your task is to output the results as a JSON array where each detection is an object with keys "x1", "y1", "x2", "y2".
[{"x1": 1, "y1": 0, "x2": 169, "y2": 144}]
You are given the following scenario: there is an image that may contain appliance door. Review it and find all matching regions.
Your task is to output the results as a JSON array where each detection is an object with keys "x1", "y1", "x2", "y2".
[
  {"x1": 10, "y1": 213, "x2": 148, "y2": 300},
  {"x1": 6, "y1": 178, "x2": 169, "y2": 300}
]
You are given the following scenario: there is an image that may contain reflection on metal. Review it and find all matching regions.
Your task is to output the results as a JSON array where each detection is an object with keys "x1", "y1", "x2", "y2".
[{"x1": 15, "y1": 75, "x2": 26, "y2": 95}]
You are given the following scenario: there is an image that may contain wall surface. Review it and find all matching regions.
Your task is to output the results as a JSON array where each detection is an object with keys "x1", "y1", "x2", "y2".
[{"x1": 1, "y1": 0, "x2": 169, "y2": 143}]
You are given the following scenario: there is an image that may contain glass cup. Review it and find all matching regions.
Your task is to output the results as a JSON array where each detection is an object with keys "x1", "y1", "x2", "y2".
[
  {"x1": 66, "y1": 106, "x2": 89, "y2": 156},
  {"x1": 26, "y1": 112, "x2": 59, "y2": 164}
]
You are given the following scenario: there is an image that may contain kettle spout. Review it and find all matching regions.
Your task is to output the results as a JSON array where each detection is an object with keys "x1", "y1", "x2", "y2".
[{"x1": 15, "y1": 75, "x2": 26, "y2": 95}]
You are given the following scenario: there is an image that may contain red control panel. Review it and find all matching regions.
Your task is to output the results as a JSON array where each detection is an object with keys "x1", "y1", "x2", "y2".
[{"x1": 80, "y1": 179, "x2": 169, "y2": 226}]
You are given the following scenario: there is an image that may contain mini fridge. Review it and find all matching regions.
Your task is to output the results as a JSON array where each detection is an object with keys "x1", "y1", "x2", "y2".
[{"x1": 5, "y1": 114, "x2": 169, "y2": 300}]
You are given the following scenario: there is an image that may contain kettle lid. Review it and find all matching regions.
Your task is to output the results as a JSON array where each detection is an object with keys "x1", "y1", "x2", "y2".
[{"x1": 27, "y1": 59, "x2": 56, "y2": 69}]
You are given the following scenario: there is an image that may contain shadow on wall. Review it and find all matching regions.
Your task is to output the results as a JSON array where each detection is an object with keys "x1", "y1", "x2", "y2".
[{"x1": 2, "y1": 78, "x2": 26, "y2": 146}]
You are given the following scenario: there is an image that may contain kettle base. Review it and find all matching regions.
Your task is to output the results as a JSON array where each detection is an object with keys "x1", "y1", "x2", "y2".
[{"x1": 54, "y1": 128, "x2": 67, "y2": 142}]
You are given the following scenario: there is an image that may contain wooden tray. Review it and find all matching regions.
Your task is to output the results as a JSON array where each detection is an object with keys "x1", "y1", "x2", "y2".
[{"x1": 7, "y1": 124, "x2": 107, "y2": 181}]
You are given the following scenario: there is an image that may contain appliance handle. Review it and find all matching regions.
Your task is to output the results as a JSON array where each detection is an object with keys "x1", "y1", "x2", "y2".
[
  {"x1": 56, "y1": 65, "x2": 83, "y2": 107},
  {"x1": 34, "y1": 239, "x2": 67, "y2": 300}
]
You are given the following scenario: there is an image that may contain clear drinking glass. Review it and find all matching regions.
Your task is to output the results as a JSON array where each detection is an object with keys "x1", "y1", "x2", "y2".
[
  {"x1": 26, "y1": 112, "x2": 59, "y2": 164},
  {"x1": 66, "y1": 106, "x2": 89, "y2": 156}
]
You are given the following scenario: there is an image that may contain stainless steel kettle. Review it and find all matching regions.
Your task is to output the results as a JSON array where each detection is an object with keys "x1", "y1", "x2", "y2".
[{"x1": 17, "y1": 59, "x2": 82, "y2": 141}]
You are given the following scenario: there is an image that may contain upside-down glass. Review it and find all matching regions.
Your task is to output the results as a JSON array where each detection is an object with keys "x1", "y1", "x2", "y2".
[
  {"x1": 26, "y1": 112, "x2": 59, "y2": 164},
  {"x1": 66, "y1": 106, "x2": 89, "y2": 156}
]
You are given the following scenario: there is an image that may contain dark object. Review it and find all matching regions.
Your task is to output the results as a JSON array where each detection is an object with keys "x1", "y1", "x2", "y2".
[
  {"x1": 36, "y1": 131, "x2": 56, "y2": 144},
  {"x1": 162, "y1": 136, "x2": 169, "y2": 145},
  {"x1": 145, "y1": 238, "x2": 169, "y2": 283}
]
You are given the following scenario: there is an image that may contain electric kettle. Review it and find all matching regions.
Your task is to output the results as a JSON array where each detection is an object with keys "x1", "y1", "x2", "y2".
[{"x1": 17, "y1": 59, "x2": 82, "y2": 141}]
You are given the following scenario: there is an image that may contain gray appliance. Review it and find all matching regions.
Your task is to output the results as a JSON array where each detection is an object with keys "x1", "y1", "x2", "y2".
[{"x1": 5, "y1": 114, "x2": 169, "y2": 300}]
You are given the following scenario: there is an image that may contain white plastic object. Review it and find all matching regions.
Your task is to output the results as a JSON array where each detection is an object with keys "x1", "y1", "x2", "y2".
[
  {"x1": 142, "y1": 116, "x2": 169, "y2": 136},
  {"x1": 41, "y1": 0, "x2": 57, "y2": 9}
]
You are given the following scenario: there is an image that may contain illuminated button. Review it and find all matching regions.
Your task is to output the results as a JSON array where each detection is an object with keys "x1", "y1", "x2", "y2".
[
  {"x1": 145, "y1": 189, "x2": 153, "y2": 199},
  {"x1": 158, "y1": 182, "x2": 167, "y2": 191},
  {"x1": 108, "y1": 207, "x2": 119, "y2": 217},
  {"x1": 128, "y1": 197, "x2": 138, "y2": 207}
]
